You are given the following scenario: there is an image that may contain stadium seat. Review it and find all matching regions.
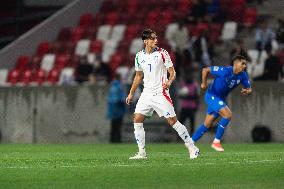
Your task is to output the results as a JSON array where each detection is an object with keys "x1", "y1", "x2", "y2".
[
  {"x1": 83, "y1": 26, "x2": 97, "y2": 39},
  {"x1": 96, "y1": 25, "x2": 112, "y2": 42},
  {"x1": 36, "y1": 41, "x2": 50, "y2": 56},
  {"x1": 58, "y1": 67, "x2": 75, "y2": 85},
  {"x1": 243, "y1": 8, "x2": 257, "y2": 27},
  {"x1": 57, "y1": 27, "x2": 71, "y2": 41},
  {"x1": 127, "y1": 0, "x2": 139, "y2": 15},
  {"x1": 0, "y1": 69, "x2": 8, "y2": 86},
  {"x1": 15, "y1": 55, "x2": 30, "y2": 71},
  {"x1": 54, "y1": 54, "x2": 70, "y2": 70},
  {"x1": 247, "y1": 49, "x2": 267, "y2": 78},
  {"x1": 41, "y1": 54, "x2": 55, "y2": 72},
  {"x1": 67, "y1": 55, "x2": 80, "y2": 68},
  {"x1": 124, "y1": 25, "x2": 140, "y2": 41},
  {"x1": 110, "y1": 24, "x2": 126, "y2": 42},
  {"x1": 75, "y1": 39, "x2": 91, "y2": 56},
  {"x1": 105, "y1": 12, "x2": 120, "y2": 25},
  {"x1": 20, "y1": 69, "x2": 33, "y2": 85},
  {"x1": 165, "y1": 23, "x2": 178, "y2": 42},
  {"x1": 129, "y1": 38, "x2": 144, "y2": 54},
  {"x1": 160, "y1": 10, "x2": 174, "y2": 26},
  {"x1": 177, "y1": 0, "x2": 192, "y2": 16},
  {"x1": 221, "y1": 21, "x2": 237, "y2": 41},
  {"x1": 7, "y1": 69, "x2": 20, "y2": 85},
  {"x1": 89, "y1": 40, "x2": 103, "y2": 54},
  {"x1": 102, "y1": 40, "x2": 119, "y2": 62},
  {"x1": 28, "y1": 55, "x2": 42, "y2": 70},
  {"x1": 79, "y1": 13, "x2": 94, "y2": 27},
  {"x1": 46, "y1": 69, "x2": 60, "y2": 85},
  {"x1": 71, "y1": 26, "x2": 84, "y2": 42},
  {"x1": 33, "y1": 69, "x2": 46, "y2": 85}
]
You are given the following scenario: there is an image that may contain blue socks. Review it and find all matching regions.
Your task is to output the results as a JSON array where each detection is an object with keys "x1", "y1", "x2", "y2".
[
  {"x1": 215, "y1": 118, "x2": 230, "y2": 140},
  {"x1": 192, "y1": 124, "x2": 208, "y2": 142}
]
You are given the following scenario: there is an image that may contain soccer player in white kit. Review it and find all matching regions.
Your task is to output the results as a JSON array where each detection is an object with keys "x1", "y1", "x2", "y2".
[{"x1": 126, "y1": 29, "x2": 200, "y2": 159}]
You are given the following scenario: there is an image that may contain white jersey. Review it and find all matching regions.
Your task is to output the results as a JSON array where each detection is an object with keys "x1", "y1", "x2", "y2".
[{"x1": 135, "y1": 47, "x2": 173, "y2": 94}]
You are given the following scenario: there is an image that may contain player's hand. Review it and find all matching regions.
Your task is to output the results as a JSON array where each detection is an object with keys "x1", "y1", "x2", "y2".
[
  {"x1": 163, "y1": 81, "x2": 171, "y2": 90},
  {"x1": 241, "y1": 88, "x2": 252, "y2": 95},
  {"x1": 201, "y1": 82, "x2": 207, "y2": 90},
  {"x1": 126, "y1": 93, "x2": 133, "y2": 105}
]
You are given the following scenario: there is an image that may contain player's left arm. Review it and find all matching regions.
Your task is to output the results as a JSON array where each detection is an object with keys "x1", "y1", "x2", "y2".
[
  {"x1": 163, "y1": 66, "x2": 176, "y2": 90},
  {"x1": 240, "y1": 72, "x2": 252, "y2": 96}
]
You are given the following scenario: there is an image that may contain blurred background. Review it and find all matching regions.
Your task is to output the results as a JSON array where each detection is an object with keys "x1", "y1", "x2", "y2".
[{"x1": 0, "y1": 0, "x2": 283, "y2": 144}]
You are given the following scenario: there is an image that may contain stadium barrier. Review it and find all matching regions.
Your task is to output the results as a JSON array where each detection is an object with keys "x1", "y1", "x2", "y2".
[{"x1": 0, "y1": 82, "x2": 283, "y2": 143}]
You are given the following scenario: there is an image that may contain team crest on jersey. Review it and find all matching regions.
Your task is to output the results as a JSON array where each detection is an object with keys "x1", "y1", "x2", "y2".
[{"x1": 218, "y1": 101, "x2": 224, "y2": 105}]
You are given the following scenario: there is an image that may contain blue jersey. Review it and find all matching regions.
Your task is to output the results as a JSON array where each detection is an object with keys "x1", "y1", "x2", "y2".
[{"x1": 207, "y1": 66, "x2": 251, "y2": 99}]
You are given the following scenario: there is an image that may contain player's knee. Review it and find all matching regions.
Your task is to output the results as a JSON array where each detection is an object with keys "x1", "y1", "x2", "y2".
[
  {"x1": 223, "y1": 112, "x2": 232, "y2": 120},
  {"x1": 133, "y1": 114, "x2": 144, "y2": 123},
  {"x1": 167, "y1": 117, "x2": 177, "y2": 126}
]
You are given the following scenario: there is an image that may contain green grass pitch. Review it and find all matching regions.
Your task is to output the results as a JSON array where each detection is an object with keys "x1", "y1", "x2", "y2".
[{"x1": 0, "y1": 143, "x2": 283, "y2": 189}]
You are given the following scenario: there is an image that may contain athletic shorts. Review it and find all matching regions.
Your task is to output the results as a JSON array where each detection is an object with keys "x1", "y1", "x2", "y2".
[
  {"x1": 134, "y1": 91, "x2": 176, "y2": 118},
  {"x1": 205, "y1": 92, "x2": 227, "y2": 118}
]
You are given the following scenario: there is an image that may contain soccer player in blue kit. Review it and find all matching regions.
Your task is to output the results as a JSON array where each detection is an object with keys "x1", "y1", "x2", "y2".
[{"x1": 192, "y1": 55, "x2": 252, "y2": 151}]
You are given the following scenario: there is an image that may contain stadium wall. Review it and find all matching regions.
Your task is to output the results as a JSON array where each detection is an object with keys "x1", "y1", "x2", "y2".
[
  {"x1": 0, "y1": 82, "x2": 283, "y2": 143},
  {"x1": 0, "y1": 0, "x2": 103, "y2": 69}
]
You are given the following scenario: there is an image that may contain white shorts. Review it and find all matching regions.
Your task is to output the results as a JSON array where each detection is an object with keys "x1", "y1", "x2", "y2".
[{"x1": 134, "y1": 91, "x2": 176, "y2": 118}]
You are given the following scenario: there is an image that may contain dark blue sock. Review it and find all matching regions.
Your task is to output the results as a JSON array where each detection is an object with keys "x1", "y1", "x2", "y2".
[
  {"x1": 215, "y1": 118, "x2": 230, "y2": 140},
  {"x1": 192, "y1": 124, "x2": 208, "y2": 142}
]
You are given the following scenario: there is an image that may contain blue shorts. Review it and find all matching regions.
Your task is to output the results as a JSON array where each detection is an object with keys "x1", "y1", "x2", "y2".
[{"x1": 205, "y1": 92, "x2": 227, "y2": 118}]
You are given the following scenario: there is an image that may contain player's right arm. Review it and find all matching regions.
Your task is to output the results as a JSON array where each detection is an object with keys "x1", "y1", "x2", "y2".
[
  {"x1": 201, "y1": 67, "x2": 211, "y2": 90},
  {"x1": 126, "y1": 71, "x2": 143, "y2": 105}
]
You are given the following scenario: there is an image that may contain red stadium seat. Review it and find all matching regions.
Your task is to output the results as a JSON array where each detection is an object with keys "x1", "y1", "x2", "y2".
[
  {"x1": 33, "y1": 69, "x2": 46, "y2": 85},
  {"x1": 128, "y1": 0, "x2": 139, "y2": 15},
  {"x1": 28, "y1": 55, "x2": 42, "y2": 70},
  {"x1": 243, "y1": 8, "x2": 257, "y2": 26},
  {"x1": 36, "y1": 41, "x2": 50, "y2": 56},
  {"x1": 7, "y1": 69, "x2": 20, "y2": 85},
  {"x1": 125, "y1": 25, "x2": 140, "y2": 41},
  {"x1": 71, "y1": 26, "x2": 84, "y2": 43},
  {"x1": 79, "y1": 13, "x2": 94, "y2": 27},
  {"x1": 160, "y1": 10, "x2": 174, "y2": 26},
  {"x1": 89, "y1": 40, "x2": 103, "y2": 54},
  {"x1": 177, "y1": 0, "x2": 192, "y2": 15},
  {"x1": 54, "y1": 54, "x2": 70, "y2": 70},
  {"x1": 46, "y1": 69, "x2": 60, "y2": 85},
  {"x1": 83, "y1": 26, "x2": 98, "y2": 39},
  {"x1": 67, "y1": 55, "x2": 80, "y2": 68},
  {"x1": 15, "y1": 55, "x2": 30, "y2": 71},
  {"x1": 57, "y1": 27, "x2": 71, "y2": 41},
  {"x1": 20, "y1": 69, "x2": 33, "y2": 85},
  {"x1": 105, "y1": 12, "x2": 120, "y2": 25}
]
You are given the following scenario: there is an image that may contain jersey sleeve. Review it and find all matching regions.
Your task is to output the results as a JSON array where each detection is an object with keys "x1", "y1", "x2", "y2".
[
  {"x1": 241, "y1": 71, "x2": 251, "y2": 88},
  {"x1": 210, "y1": 66, "x2": 228, "y2": 77},
  {"x1": 135, "y1": 53, "x2": 142, "y2": 71},
  {"x1": 160, "y1": 49, "x2": 173, "y2": 69}
]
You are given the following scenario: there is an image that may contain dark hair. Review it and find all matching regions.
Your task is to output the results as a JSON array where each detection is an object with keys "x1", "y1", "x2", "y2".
[
  {"x1": 141, "y1": 28, "x2": 156, "y2": 40},
  {"x1": 232, "y1": 55, "x2": 247, "y2": 64}
]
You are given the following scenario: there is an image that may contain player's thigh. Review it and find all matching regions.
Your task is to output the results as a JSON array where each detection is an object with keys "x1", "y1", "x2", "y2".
[
  {"x1": 218, "y1": 106, "x2": 232, "y2": 119},
  {"x1": 205, "y1": 93, "x2": 227, "y2": 115},
  {"x1": 134, "y1": 94, "x2": 154, "y2": 119},
  {"x1": 151, "y1": 95, "x2": 176, "y2": 118},
  {"x1": 204, "y1": 113, "x2": 219, "y2": 127}
]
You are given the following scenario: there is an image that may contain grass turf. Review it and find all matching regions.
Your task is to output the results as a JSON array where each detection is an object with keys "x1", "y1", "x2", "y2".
[{"x1": 0, "y1": 143, "x2": 283, "y2": 189}]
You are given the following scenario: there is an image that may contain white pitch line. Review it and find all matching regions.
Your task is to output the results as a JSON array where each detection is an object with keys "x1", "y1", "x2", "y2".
[{"x1": 0, "y1": 159, "x2": 283, "y2": 169}]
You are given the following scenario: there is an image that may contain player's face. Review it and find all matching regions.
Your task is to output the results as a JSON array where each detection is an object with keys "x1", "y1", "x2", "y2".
[
  {"x1": 145, "y1": 33, "x2": 158, "y2": 48},
  {"x1": 235, "y1": 59, "x2": 247, "y2": 73}
]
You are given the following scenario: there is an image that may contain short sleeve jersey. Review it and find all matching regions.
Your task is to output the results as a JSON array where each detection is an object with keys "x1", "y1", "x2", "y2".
[
  {"x1": 208, "y1": 66, "x2": 251, "y2": 99},
  {"x1": 135, "y1": 47, "x2": 173, "y2": 94}
]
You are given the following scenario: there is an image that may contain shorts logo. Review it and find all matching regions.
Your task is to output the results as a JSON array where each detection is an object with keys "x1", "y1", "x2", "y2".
[
  {"x1": 219, "y1": 101, "x2": 224, "y2": 105},
  {"x1": 213, "y1": 66, "x2": 219, "y2": 71},
  {"x1": 165, "y1": 112, "x2": 170, "y2": 116},
  {"x1": 237, "y1": 79, "x2": 240, "y2": 84},
  {"x1": 211, "y1": 96, "x2": 215, "y2": 100}
]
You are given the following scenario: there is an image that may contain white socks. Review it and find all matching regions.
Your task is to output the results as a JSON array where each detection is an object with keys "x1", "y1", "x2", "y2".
[
  {"x1": 134, "y1": 123, "x2": 145, "y2": 154},
  {"x1": 172, "y1": 121, "x2": 194, "y2": 144}
]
